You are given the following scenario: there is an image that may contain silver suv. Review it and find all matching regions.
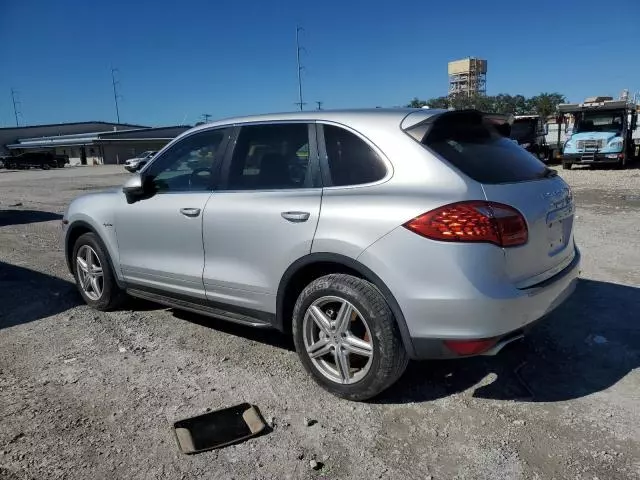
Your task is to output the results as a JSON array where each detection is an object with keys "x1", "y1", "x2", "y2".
[{"x1": 63, "y1": 109, "x2": 580, "y2": 400}]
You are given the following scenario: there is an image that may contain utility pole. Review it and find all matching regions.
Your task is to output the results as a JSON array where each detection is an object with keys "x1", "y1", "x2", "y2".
[
  {"x1": 111, "y1": 67, "x2": 121, "y2": 124},
  {"x1": 10, "y1": 88, "x2": 21, "y2": 126},
  {"x1": 315, "y1": 101, "x2": 323, "y2": 110},
  {"x1": 201, "y1": 113, "x2": 212, "y2": 123},
  {"x1": 295, "y1": 25, "x2": 306, "y2": 111}
]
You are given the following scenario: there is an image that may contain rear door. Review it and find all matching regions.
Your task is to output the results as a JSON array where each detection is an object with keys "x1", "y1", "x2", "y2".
[
  {"x1": 201, "y1": 122, "x2": 321, "y2": 314},
  {"x1": 420, "y1": 111, "x2": 576, "y2": 287}
]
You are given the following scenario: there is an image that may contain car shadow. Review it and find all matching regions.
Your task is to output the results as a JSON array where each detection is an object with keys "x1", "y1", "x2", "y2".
[
  {"x1": 375, "y1": 278, "x2": 640, "y2": 404},
  {"x1": 172, "y1": 309, "x2": 295, "y2": 352},
  {"x1": 0, "y1": 262, "x2": 81, "y2": 329},
  {"x1": 0, "y1": 210, "x2": 62, "y2": 227}
]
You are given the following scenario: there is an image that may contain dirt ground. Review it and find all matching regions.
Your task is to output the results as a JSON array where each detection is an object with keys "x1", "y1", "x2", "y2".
[{"x1": 1, "y1": 164, "x2": 639, "y2": 480}]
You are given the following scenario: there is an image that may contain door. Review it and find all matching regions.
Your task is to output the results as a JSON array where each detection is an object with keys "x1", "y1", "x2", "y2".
[
  {"x1": 202, "y1": 122, "x2": 321, "y2": 314},
  {"x1": 116, "y1": 128, "x2": 230, "y2": 298}
]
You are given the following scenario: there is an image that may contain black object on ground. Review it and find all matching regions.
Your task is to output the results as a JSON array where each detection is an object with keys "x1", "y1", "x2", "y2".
[{"x1": 173, "y1": 403, "x2": 267, "y2": 454}]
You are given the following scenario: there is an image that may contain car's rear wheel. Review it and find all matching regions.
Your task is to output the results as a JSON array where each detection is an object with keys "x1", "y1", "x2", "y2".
[
  {"x1": 292, "y1": 274, "x2": 408, "y2": 401},
  {"x1": 562, "y1": 161, "x2": 572, "y2": 170},
  {"x1": 72, "y1": 232, "x2": 125, "y2": 311}
]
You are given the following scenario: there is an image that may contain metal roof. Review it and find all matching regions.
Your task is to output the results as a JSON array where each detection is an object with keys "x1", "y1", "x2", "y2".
[
  {"x1": 557, "y1": 100, "x2": 634, "y2": 112},
  {"x1": 0, "y1": 121, "x2": 147, "y2": 131},
  {"x1": 6, "y1": 125, "x2": 190, "y2": 149}
]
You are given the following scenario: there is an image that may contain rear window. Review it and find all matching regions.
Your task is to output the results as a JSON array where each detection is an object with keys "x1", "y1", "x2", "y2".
[{"x1": 410, "y1": 111, "x2": 547, "y2": 184}]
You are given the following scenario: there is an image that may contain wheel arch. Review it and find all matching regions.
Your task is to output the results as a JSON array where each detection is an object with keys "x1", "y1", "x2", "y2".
[
  {"x1": 276, "y1": 253, "x2": 417, "y2": 358},
  {"x1": 65, "y1": 220, "x2": 124, "y2": 288}
]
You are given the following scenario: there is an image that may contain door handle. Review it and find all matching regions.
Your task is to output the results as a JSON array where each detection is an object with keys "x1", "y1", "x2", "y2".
[
  {"x1": 281, "y1": 211, "x2": 310, "y2": 223},
  {"x1": 180, "y1": 208, "x2": 201, "y2": 217}
]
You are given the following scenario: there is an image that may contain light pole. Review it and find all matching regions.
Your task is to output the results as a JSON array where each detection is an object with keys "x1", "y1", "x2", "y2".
[{"x1": 295, "y1": 26, "x2": 306, "y2": 111}]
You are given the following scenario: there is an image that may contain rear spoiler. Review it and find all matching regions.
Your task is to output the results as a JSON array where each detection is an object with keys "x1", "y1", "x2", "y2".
[{"x1": 402, "y1": 109, "x2": 514, "y2": 140}]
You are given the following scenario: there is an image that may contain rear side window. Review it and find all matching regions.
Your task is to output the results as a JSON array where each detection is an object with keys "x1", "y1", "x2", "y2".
[
  {"x1": 323, "y1": 125, "x2": 387, "y2": 186},
  {"x1": 412, "y1": 111, "x2": 547, "y2": 184}
]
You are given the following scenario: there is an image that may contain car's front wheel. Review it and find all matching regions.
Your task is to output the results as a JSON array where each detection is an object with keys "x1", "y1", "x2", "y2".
[
  {"x1": 292, "y1": 274, "x2": 408, "y2": 401},
  {"x1": 72, "y1": 232, "x2": 125, "y2": 311}
]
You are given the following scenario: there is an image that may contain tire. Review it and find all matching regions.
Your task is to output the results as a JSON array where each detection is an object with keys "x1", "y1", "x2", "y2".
[
  {"x1": 562, "y1": 161, "x2": 572, "y2": 170},
  {"x1": 42, "y1": 163, "x2": 50, "y2": 170},
  {"x1": 292, "y1": 274, "x2": 409, "y2": 401},
  {"x1": 546, "y1": 149, "x2": 555, "y2": 164},
  {"x1": 72, "y1": 232, "x2": 126, "y2": 311}
]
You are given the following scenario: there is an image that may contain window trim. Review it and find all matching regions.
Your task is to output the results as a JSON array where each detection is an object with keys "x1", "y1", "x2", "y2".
[
  {"x1": 140, "y1": 126, "x2": 232, "y2": 195},
  {"x1": 316, "y1": 121, "x2": 392, "y2": 189},
  {"x1": 217, "y1": 121, "x2": 321, "y2": 192}
]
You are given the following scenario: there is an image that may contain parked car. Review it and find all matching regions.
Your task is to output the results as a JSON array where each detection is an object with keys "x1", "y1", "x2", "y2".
[
  {"x1": 62, "y1": 109, "x2": 579, "y2": 400},
  {"x1": 3, "y1": 152, "x2": 69, "y2": 169},
  {"x1": 124, "y1": 151, "x2": 156, "y2": 172}
]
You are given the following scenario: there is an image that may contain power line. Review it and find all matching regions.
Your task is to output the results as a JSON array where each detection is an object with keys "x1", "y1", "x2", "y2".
[
  {"x1": 295, "y1": 25, "x2": 306, "y2": 111},
  {"x1": 111, "y1": 67, "x2": 122, "y2": 124},
  {"x1": 10, "y1": 88, "x2": 22, "y2": 126}
]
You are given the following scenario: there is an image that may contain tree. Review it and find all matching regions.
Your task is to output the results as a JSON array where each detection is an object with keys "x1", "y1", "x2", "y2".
[
  {"x1": 426, "y1": 96, "x2": 450, "y2": 109},
  {"x1": 530, "y1": 93, "x2": 566, "y2": 119},
  {"x1": 406, "y1": 92, "x2": 567, "y2": 117},
  {"x1": 407, "y1": 97, "x2": 428, "y2": 108}
]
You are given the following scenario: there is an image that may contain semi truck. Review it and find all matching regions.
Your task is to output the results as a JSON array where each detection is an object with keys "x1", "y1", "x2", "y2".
[{"x1": 558, "y1": 96, "x2": 638, "y2": 169}]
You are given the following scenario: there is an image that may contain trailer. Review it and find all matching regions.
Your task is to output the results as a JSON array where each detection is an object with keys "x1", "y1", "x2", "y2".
[
  {"x1": 2, "y1": 151, "x2": 69, "y2": 170},
  {"x1": 509, "y1": 115, "x2": 559, "y2": 163}
]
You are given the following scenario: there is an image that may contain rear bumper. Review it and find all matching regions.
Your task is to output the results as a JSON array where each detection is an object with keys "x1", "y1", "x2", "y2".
[
  {"x1": 562, "y1": 153, "x2": 623, "y2": 164},
  {"x1": 357, "y1": 228, "x2": 581, "y2": 360},
  {"x1": 410, "y1": 249, "x2": 580, "y2": 359}
]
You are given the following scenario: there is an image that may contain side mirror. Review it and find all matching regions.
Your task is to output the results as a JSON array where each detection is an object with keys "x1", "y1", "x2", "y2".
[{"x1": 122, "y1": 173, "x2": 146, "y2": 202}]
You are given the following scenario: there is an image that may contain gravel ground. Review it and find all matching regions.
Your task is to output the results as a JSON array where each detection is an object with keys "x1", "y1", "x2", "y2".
[{"x1": 1, "y1": 164, "x2": 639, "y2": 480}]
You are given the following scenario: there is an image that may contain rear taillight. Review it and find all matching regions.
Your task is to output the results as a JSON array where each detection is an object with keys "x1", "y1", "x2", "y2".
[{"x1": 403, "y1": 201, "x2": 528, "y2": 247}]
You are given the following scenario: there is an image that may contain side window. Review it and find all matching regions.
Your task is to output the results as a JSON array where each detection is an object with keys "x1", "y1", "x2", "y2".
[
  {"x1": 144, "y1": 129, "x2": 226, "y2": 193},
  {"x1": 226, "y1": 123, "x2": 311, "y2": 190},
  {"x1": 323, "y1": 125, "x2": 387, "y2": 186}
]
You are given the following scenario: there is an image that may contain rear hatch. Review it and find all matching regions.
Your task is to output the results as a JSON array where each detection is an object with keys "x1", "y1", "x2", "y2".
[{"x1": 406, "y1": 110, "x2": 576, "y2": 288}]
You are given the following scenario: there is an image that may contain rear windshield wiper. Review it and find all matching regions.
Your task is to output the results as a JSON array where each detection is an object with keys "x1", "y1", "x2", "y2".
[{"x1": 542, "y1": 167, "x2": 558, "y2": 178}]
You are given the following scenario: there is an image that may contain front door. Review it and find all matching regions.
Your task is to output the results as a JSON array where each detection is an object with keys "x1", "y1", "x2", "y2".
[
  {"x1": 116, "y1": 128, "x2": 230, "y2": 298},
  {"x1": 202, "y1": 123, "x2": 321, "y2": 314}
]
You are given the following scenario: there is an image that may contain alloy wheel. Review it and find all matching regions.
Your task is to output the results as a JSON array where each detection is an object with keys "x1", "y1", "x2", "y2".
[
  {"x1": 76, "y1": 245, "x2": 104, "y2": 301},
  {"x1": 302, "y1": 296, "x2": 374, "y2": 385}
]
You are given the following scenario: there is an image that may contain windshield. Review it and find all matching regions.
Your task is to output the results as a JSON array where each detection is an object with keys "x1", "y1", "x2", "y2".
[
  {"x1": 575, "y1": 111, "x2": 624, "y2": 133},
  {"x1": 510, "y1": 120, "x2": 536, "y2": 140}
]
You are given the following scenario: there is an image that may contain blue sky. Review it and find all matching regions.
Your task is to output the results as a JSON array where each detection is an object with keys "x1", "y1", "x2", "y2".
[{"x1": 1, "y1": 0, "x2": 638, "y2": 127}]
